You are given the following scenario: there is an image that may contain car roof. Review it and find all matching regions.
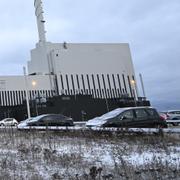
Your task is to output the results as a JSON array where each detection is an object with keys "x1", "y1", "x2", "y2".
[
  {"x1": 31, "y1": 114, "x2": 66, "y2": 118},
  {"x1": 1, "y1": 118, "x2": 15, "y2": 120},
  {"x1": 168, "y1": 109, "x2": 180, "y2": 111},
  {"x1": 167, "y1": 110, "x2": 180, "y2": 112},
  {"x1": 118, "y1": 106, "x2": 155, "y2": 111},
  {"x1": 3, "y1": 117, "x2": 14, "y2": 119},
  {"x1": 28, "y1": 114, "x2": 67, "y2": 122}
]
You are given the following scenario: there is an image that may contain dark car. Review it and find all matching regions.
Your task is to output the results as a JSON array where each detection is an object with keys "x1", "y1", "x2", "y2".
[
  {"x1": 27, "y1": 114, "x2": 74, "y2": 126},
  {"x1": 86, "y1": 107, "x2": 167, "y2": 128}
]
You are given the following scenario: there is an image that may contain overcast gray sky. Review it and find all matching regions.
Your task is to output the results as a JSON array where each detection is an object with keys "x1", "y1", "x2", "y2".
[{"x1": 0, "y1": 0, "x2": 180, "y2": 110}]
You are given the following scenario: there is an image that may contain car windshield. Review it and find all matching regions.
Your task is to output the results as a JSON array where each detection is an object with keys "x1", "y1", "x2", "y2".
[
  {"x1": 28, "y1": 115, "x2": 48, "y2": 122},
  {"x1": 21, "y1": 118, "x2": 33, "y2": 123},
  {"x1": 95, "y1": 108, "x2": 126, "y2": 121}
]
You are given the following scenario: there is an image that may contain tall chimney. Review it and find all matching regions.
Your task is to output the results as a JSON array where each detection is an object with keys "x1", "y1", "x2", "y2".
[{"x1": 34, "y1": 0, "x2": 46, "y2": 44}]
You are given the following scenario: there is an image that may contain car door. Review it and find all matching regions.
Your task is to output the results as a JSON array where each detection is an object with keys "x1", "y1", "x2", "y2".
[
  {"x1": 6, "y1": 118, "x2": 12, "y2": 126},
  {"x1": 41, "y1": 115, "x2": 54, "y2": 126},
  {"x1": 43, "y1": 115, "x2": 61, "y2": 126},
  {"x1": 4, "y1": 119, "x2": 9, "y2": 126},
  {"x1": 134, "y1": 108, "x2": 150, "y2": 127},
  {"x1": 51, "y1": 115, "x2": 61, "y2": 126},
  {"x1": 174, "y1": 111, "x2": 180, "y2": 119},
  {"x1": 9, "y1": 118, "x2": 14, "y2": 126},
  {"x1": 145, "y1": 108, "x2": 160, "y2": 127},
  {"x1": 36, "y1": 116, "x2": 50, "y2": 126},
  {"x1": 117, "y1": 110, "x2": 135, "y2": 127}
]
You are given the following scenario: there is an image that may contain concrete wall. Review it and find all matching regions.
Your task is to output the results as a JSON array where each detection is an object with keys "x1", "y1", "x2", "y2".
[
  {"x1": 28, "y1": 43, "x2": 135, "y2": 76},
  {"x1": 28, "y1": 43, "x2": 136, "y2": 98},
  {"x1": 0, "y1": 75, "x2": 54, "y2": 106},
  {"x1": 0, "y1": 75, "x2": 52, "y2": 91}
]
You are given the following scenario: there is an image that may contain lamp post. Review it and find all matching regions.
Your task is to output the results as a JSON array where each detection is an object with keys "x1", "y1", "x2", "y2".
[
  {"x1": 139, "y1": 73, "x2": 146, "y2": 100},
  {"x1": 32, "y1": 80, "x2": 38, "y2": 116},
  {"x1": 23, "y1": 67, "x2": 31, "y2": 119},
  {"x1": 131, "y1": 80, "x2": 137, "y2": 107}
]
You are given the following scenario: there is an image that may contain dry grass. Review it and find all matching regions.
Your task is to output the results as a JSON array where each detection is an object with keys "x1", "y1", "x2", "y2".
[{"x1": 0, "y1": 128, "x2": 179, "y2": 179}]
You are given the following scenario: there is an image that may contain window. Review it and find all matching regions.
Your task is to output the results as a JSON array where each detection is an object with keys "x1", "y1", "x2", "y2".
[
  {"x1": 146, "y1": 109, "x2": 158, "y2": 117},
  {"x1": 42, "y1": 115, "x2": 65, "y2": 121},
  {"x1": 174, "y1": 111, "x2": 180, "y2": 114},
  {"x1": 135, "y1": 109, "x2": 148, "y2": 118},
  {"x1": 169, "y1": 112, "x2": 175, "y2": 114},
  {"x1": 41, "y1": 116, "x2": 51, "y2": 121},
  {"x1": 120, "y1": 110, "x2": 134, "y2": 119},
  {"x1": 57, "y1": 114, "x2": 66, "y2": 119},
  {"x1": 5, "y1": 118, "x2": 13, "y2": 122}
]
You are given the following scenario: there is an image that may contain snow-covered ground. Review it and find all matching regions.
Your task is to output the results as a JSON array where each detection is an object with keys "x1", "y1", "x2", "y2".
[
  {"x1": 0, "y1": 129, "x2": 179, "y2": 179},
  {"x1": 17, "y1": 125, "x2": 180, "y2": 134}
]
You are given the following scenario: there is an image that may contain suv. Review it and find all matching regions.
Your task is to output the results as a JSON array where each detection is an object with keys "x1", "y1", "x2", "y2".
[
  {"x1": 86, "y1": 107, "x2": 167, "y2": 128},
  {"x1": 166, "y1": 110, "x2": 180, "y2": 126},
  {"x1": 0, "y1": 118, "x2": 18, "y2": 126}
]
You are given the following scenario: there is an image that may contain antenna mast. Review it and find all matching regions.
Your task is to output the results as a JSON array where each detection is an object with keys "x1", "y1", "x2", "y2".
[{"x1": 34, "y1": 0, "x2": 46, "y2": 43}]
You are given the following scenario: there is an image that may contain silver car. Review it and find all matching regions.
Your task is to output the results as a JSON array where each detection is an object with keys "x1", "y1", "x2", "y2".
[
  {"x1": 0, "y1": 118, "x2": 18, "y2": 126},
  {"x1": 166, "y1": 110, "x2": 180, "y2": 126}
]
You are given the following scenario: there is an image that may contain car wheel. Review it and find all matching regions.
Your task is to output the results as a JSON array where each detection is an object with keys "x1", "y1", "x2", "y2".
[
  {"x1": 14, "y1": 123, "x2": 18, "y2": 126},
  {"x1": 173, "y1": 122, "x2": 178, "y2": 126},
  {"x1": 0, "y1": 123, "x2": 4, "y2": 126},
  {"x1": 172, "y1": 118, "x2": 179, "y2": 126}
]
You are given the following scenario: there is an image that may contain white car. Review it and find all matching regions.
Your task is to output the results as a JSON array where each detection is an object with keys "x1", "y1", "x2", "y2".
[
  {"x1": 0, "y1": 118, "x2": 18, "y2": 126},
  {"x1": 166, "y1": 110, "x2": 180, "y2": 126}
]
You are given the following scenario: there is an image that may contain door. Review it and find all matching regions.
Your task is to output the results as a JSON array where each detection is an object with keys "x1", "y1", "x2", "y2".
[
  {"x1": 134, "y1": 109, "x2": 150, "y2": 127},
  {"x1": 173, "y1": 111, "x2": 180, "y2": 119},
  {"x1": 118, "y1": 110, "x2": 135, "y2": 127},
  {"x1": 5, "y1": 118, "x2": 13, "y2": 126},
  {"x1": 40, "y1": 115, "x2": 53, "y2": 126},
  {"x1": 145, "y1": 108, "x2": 160, "y2": 127}
]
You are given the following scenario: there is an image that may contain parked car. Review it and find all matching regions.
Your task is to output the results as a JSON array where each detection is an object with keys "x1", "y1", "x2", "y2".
[
  {"x1": 0, "y1": 118, "x2": 18, "y2": 126},
  {"x1": 158, "y1": 112, "x2": 168, "y2": 121},
  {"x1": 26, "y1": 114, "x2": 74, "y2": 126},
  {"x1": 86, "y1": 107, "x2": 167, "y2": 128},
  {"x1": 166, "y1": 110, "x2": 180, "y2": 126}
]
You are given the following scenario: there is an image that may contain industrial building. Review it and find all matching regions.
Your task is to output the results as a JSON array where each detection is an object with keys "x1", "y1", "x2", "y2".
[{"x1": 0, "y1": 0, "x2": 149, "y2": 120}]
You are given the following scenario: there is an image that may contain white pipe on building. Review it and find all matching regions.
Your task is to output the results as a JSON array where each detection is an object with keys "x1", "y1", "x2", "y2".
[
  {"x1": 23, "y1": 67, "x2": 31, "y2": 119},
  {"x1": 139, "y1": 73, "x2": 146, "y2": 98}
]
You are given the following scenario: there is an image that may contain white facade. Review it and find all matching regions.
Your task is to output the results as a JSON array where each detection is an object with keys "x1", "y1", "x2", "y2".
[
  {"x1": 28, "y1": 42, "x2": 134, "y2": 75},
  {"x1": 0, "y1": 75, "x2": 52, "y2": 91},
  {"x1": 0, "y1": 75, "x2": 54, "y2": 106},
  {"x1": 28, "y1": 42, "x2": 136, "y2": 97}
]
